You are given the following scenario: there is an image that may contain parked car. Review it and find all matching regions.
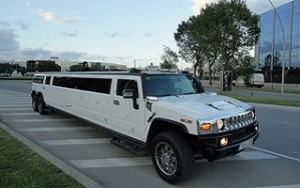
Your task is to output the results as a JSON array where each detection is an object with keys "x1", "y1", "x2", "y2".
[{"x1": 232, "y1": 72, "x2": 264, "y2": 88}]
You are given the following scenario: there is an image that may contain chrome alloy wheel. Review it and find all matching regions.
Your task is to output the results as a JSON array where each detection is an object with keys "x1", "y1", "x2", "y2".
[{"x1": 155, "y1": 141, "x2": 178, "y2": 176}]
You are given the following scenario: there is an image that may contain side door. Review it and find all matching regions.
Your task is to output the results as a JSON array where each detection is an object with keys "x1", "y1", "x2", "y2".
[
  {"x1": 41, "y1": 75, "x2": 50, "y2": 102},
  {"x1": 111, "y1": 77, "x2": 145, "y2": 140}
]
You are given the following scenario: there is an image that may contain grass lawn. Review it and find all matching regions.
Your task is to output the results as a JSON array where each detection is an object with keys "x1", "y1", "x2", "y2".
[
  {"x1": 0, "y1": 127, "x2": 84, "y2": 188},
  {"x1": 234, "y1": 85, "x2": 300, "y2": 95},
  {"x1": 223, "y1": 93, "x2": 300, "y2": 107},
  {"x1": 0, "y1": 77, "x2": 33, "y2": 81}
]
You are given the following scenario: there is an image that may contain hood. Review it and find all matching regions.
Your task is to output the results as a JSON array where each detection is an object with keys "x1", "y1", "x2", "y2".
[{"x1": 153, "y1": 93, "x2": 252, "y2": 119}]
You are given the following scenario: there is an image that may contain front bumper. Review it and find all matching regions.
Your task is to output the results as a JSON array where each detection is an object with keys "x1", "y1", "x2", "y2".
[{"x1": 193, "y1": 121, "x2": 259, "y2": 161}]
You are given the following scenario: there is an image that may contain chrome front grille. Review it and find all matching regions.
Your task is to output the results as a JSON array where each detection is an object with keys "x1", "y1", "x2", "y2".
[{"x1": 221, "y1": 111, "x2": 255, "y2": 132}]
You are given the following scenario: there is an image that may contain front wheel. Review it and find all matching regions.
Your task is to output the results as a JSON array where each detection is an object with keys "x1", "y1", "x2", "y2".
[{"x1": 151, "y1": 132, "x2": 194, "y2": 184}]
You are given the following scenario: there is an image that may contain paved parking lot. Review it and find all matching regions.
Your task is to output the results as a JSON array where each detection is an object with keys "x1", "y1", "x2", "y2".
[{"x1": 1, "y1": 83, "x2": 300, "y2": 188}]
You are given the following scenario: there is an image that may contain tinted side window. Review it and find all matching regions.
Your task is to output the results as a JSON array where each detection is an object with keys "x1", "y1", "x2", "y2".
[
  {"x1": 53, "y1": 77, "x2": 111, "y2": 94},
  {"x1": 75, "y1": 78, "x2": 111, "y2": 94},
  {"x1": 45, "y1": 76, "x2": 51, "y2": 85},
  {"x1": 116, "y1": 79, "x2": 138, "y2": 97},
  {"x1": 53, "y1": 77, "x2": 68, "y2": 87},
  {"x1": 33, "y1": 75, "x2": 44, "y2": 84}
]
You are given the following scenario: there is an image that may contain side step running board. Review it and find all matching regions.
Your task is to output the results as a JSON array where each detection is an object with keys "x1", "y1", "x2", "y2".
[{"x1": 110, "y1": 137, "x2": 149, "y2": 156}]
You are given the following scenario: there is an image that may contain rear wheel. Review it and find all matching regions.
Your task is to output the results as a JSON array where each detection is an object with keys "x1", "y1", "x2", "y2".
[
  {"x1": 151, "y1": 132, "x2": 194, "y2": 184},
  {"x1": 32, "y1": 94, "x2": 38, "y2": 112},
  {"x1": 38, "y1": 95, "x2": 47, "y2": 115}
]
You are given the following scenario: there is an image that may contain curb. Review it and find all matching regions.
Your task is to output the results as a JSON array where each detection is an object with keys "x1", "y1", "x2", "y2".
[{"x1": 0, "y1": 122, "x2": 105, "y2": 188}]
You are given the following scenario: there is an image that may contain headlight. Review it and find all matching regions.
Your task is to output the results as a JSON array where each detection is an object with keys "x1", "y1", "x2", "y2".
[
  {"x1": 251, "y1": 111, "x2": 255, "y2": 119},
  {"x1": 216, "y1": 119, "x2": 224, "y2": 130}
]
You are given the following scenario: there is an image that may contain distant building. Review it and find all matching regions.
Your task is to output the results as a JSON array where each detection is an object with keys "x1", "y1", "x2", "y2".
[
  {"x1": 89, "y1": 61, "x2": 127, "y2": 71},
  {"x1": 146, "y1": 65, "x2": 160, "y2": 71},
  {"x1": 26, "y1": 59, "x2": 127, "y2": 73},
  {"x1": 26, "y1": 60, "x2": 56, "y2": 73},
  {"x1": 255, "y1": 0, "x2": 300, "y2": 83}
]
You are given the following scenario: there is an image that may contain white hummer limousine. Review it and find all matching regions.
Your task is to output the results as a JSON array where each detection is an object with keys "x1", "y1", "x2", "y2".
[{"x1": 31, "y1": 70, "x2": 259, "y2": 184}]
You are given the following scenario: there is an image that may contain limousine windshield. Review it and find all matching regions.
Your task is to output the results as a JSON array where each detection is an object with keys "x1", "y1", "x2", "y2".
[{"x1": 142, "y1": 74, "x2": 204, "y2": 97}]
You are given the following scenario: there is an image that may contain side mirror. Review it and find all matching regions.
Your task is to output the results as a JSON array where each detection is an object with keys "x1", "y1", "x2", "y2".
[
  {"x1": 122, "y1": 89, "x2": 137, "y2": 99},
  {"x1": 122, "y1": 89, "x2": 139, "y2": 110}
]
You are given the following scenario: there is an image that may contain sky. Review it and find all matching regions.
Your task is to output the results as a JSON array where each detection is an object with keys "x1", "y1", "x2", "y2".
[{"x1": 0, "y1": 0, "x2": 292, "y2": 68}]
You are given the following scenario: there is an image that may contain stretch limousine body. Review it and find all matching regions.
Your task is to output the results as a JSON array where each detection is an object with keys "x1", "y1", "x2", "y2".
[{"x1": 31, "y1": 70, "x2": 259, "y2": 183}]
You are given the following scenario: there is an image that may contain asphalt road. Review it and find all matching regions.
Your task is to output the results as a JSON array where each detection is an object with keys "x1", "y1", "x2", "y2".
[{"x1": 1, "y1": 80, "x2": 300, "y2": 188}]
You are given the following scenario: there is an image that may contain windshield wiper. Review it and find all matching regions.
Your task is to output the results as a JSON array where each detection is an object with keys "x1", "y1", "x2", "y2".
[
  {"x1": 182, "y1": 92, "x2": 197, "y2": 95},
  {"x1": 160, "y1": 94, "x2": 180, "y2": 97}
]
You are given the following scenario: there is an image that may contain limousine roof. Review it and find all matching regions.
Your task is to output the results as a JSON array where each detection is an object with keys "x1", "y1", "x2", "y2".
[{"x1": 34, "y1": 69, "x2": 180, "y2": 76}]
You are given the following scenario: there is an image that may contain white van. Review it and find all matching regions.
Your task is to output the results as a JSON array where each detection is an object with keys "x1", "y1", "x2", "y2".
[
  {"x1": 233, "y1": 72, "x2": 264, "y2": 88},
  {"x1": 31, "y1": 70, "x2": 259, "y2": 184}
]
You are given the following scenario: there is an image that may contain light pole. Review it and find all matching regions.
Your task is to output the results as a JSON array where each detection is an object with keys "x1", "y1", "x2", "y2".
[{"x1": 268, "y1": 0, "x2": 285, "y2": 94}]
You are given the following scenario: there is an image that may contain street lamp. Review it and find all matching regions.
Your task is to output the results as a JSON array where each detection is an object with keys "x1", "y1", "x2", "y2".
[{"x1": 268, "y1": 0, "x2": 285, "y2": 94}]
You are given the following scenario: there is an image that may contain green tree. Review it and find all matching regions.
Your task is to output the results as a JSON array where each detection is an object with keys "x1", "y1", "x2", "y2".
[
  {"x1": 160, "y1": 46, "x2": 179, "y2": 69},
  {"x1": 234, "y1": 55, "x2": 255, "y2": 87},
  {"x1": 19, "y1": 67, "x2": 27, "y2": 76},
  {"x1": 0, "y1": 62, "x2": 15, "y2": 76},
  {"x1": 174, "y1": 0, "x2": 260, "y2": 84},
  {"x1": 174, "y1": 20, "x2": 203, "y2": 75}
]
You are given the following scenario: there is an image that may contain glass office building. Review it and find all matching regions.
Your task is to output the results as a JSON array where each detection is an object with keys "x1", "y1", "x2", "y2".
[{"x1": 256, "y1": 0, "x2": 300, "y2": 83}]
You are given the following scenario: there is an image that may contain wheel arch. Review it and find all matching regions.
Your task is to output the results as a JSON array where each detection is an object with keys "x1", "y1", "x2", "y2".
[
  {"x1": 146, "y1": 118, "x2": 189, "y2": 147},
  {"x1": 31, "y1": 90, "x2": 37, "y2": 97},
  {"x1": 31, "y1": 90, "x2": 44, "y2": 97}
]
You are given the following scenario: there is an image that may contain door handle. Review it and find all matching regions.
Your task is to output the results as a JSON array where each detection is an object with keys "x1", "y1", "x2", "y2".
[{"x1": 113, "y1": 100, "x2": 119, "y2": 105}]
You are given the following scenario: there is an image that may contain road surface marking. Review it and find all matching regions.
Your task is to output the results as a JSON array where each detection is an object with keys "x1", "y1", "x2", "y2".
[
  {"x1": 0, "y1": 104, "x2": 30, "y2": 107},
  {"x1": 70, "y1": 151, "x2": 278, "y2": 169},
  {"x1": 250, "y1": 146, "x2": 300, "y2": 163},
  {"x1": 19, "y1": 127, "x2": 93, "y2": 132},
  {"x1": 0, "y1": 102, "x2": 31, "y2": 105},
  {"x1": 40, "y1": 138, "x2": 111, "y2": 146},
  {"x1": 70, "y1": 157, "x2": 152, "y2": 168},
  {"x1": 13, "y1": 119, "x2": 74, "y2": 123},
  {"x1": 0, "y1": 108, "x2": 32, "y2": 111},
  {"x1": 1, "y1": 112, "x2": 39, "y2": 116},
  {"x1": 252, "y1": 184, "x2": 300, "y2": 188},
  {"x1": 216, "y1": 151, "x2": 279, "y2": 162}
]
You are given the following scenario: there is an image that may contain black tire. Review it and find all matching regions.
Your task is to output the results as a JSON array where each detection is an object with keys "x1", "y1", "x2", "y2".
[
  {"x1": 38, "y1": 95, "x2": 47, "y2": 115},
  {"x1": 32, "y1": 94, "x2": 38, "y2": 112},
  {"x1": 151, "y1": 132, "x2": 194, "y2": 184}
]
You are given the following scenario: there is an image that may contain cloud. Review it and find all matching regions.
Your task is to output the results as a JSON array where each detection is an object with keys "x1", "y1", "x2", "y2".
[
  {"x1": 34, "y1": 9, "x2": 84, "y2": 24},
  {"x1": 143, "y1": 32, "x2": 154, "y2": 37},
  {"x1": 24, "y1": 0, "x2": 32, "y2": 6},
  {"x1": 0, "y1": 29, "x2": 20, "y2": 59},
  {"x1": 21, "y1": 47, "x2": 52, "y2": 59},
  {"x1": 191, "y1": 0, "x2": 218, "y2": 15},
  {"x1": 59, "y1": 50, "x2": 87, "y2": 59},
  {"x1": 0, "y1": 29, "x2": 87, "y2": 61},
  {"x1": 20, "y1": 48, "x2": 88, "y2": 60},
  {"x1": 15, "y1": 21, "x2": 29, "y2": 30},
  {"x1": 191, "y1": 0, "x2": 293, "y2": 15},
  {"x1": 110, "y1": 31, "x2": 119, "y2": 38},
  {"x1": 0, "y1": 21, "x2": 11, "y2": 27},
  {"x1": 0, "y1": 27, "x2": 89, "y2": 61},
  {"x1": 60, "y1": 31, "x2": 78, "y2": 37}
]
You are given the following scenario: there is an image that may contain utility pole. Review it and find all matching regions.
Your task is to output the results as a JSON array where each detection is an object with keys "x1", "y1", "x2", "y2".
[
  {"x1": 134, "y1": 59, "x2": 136, "y2": 68},
  {"x1": 268, "y1": 0, "x2": 285, "y2": 94}
]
